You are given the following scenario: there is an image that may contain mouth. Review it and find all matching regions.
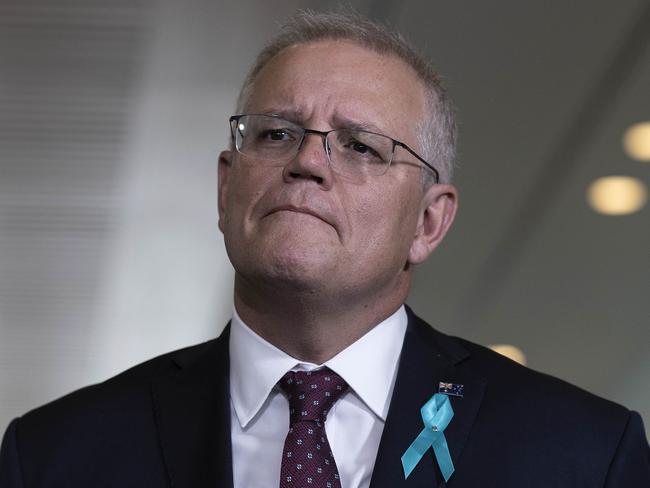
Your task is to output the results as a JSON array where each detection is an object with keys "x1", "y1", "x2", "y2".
[{"x1": 266, "y1": 205, "x2": 333, "y2": 226}]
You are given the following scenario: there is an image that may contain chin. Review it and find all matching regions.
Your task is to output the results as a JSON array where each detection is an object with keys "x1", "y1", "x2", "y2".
[
  {"x1": 269, "y1": 250, "x2": 333, "y2": 288},
  {"x1": 236, "y1": 246, "x2": 335, "y2": 296},
  {"x1": 226, "y1": 223, "x2": 342, "y2": 294}
]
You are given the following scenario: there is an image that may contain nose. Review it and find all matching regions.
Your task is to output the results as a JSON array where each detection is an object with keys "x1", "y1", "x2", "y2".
[{"x1": 282, "y1": 130, "x2": 333, "y2": 189}]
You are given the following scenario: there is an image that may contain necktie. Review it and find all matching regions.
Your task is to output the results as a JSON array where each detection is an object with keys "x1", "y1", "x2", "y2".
[{"x1": 278, "y1": 368, "x2": 349, "y2": 488}]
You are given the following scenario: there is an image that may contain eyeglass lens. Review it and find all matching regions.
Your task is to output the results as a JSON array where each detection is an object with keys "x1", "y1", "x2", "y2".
[{"x1": 233, "y1": 114, "x2": 394, "y2": 177}]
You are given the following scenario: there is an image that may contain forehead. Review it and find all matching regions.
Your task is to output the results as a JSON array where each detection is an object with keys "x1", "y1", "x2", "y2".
[{"x1": 245, "y1": 40, "x2": 427, "y2": 144}]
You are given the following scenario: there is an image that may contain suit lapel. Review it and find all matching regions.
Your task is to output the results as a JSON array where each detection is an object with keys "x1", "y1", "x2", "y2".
[
  {"x1": 150, "y1": 326, "x2": 233, "y2": 488},
  {"x1": 370, "y1": 309, "x2": 486, "y2": 488}
]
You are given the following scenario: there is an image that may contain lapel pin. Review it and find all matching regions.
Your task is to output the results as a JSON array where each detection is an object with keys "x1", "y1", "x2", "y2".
[
  {"x1": 438, "y1": 382, "x2": 464, "y2": 397},
  {"x1": 401, "y1": 393, "x2": 455, "y2": 482}
]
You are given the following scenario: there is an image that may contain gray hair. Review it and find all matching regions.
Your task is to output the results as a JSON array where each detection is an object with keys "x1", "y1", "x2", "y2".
[{"x1": 236, "y1": 10, "x2": 457, "y2": 184}]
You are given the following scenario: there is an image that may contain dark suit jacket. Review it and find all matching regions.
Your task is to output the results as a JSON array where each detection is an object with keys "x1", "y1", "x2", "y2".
[{"x1": 1, "y1": 307, "x2": 649, "y2": 487}]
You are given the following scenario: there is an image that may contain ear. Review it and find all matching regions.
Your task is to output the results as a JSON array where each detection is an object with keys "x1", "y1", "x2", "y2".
[
  {"x1": 217, "y1": 150, "x2": 233, "y2": 233},
  {"x1": 408, "y1": 184, "x2": 458, "y2": 265}
]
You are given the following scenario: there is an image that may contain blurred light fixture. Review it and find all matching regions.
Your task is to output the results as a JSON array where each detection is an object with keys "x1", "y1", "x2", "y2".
[
  {"x1": 587, "y1": 176, "x2": 647, "y2": 215},
  {"x1": 623, "y1": 122, "x2": 650, "y2": 161},
  {"x1": 489, "y1": 344, "x2": 527, "y2": 365}
]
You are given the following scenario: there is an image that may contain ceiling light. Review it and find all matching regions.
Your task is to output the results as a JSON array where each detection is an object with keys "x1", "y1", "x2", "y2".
[
  {"x1": 587, "y1": 176, "x2": 647, "y2": 215},
  {"x1": 489, "y1": 344, "x2": 527, "y2": 365},
  {"x1": 623, "y1": 122, "x2": 650, "y2": 161}
]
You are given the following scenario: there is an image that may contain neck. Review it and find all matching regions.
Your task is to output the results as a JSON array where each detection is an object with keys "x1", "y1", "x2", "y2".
[{"x1": 233, "y1": 273, "x2": 410, "y2": 364}]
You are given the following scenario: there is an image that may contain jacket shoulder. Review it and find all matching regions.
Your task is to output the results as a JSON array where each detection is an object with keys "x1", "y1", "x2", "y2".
[
  {"x1": 407, "y1": 309, "x2": 637, "y2": 443},
  {"x1": 23, "y1": 338, "x2": 220, "y2": 421},
  {"x1": 408, "y1": 309, "x2": 630, "y2": 419},
  {"x1": 455, "y1": 334, "x2": 630, "y2": 419},
  {"x1": 2, "y1": 337, "x2": 224, "y2": 487}
]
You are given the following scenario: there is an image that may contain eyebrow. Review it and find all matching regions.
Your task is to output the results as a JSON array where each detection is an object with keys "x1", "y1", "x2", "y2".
[
  {"x1": 331, "y1": 114, "x2": 386, "y2": 135},
  {"x1": 258, "y1": 108, "x2": 306, "y2": 125},
  {"x1": 256, "y1": 108, "x2": 388, "y2": 135}
]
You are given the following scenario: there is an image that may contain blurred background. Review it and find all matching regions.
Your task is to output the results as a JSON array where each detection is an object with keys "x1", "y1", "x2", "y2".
[{"x1": 0, "y1": 0, "x2": 648, "y2": 431}]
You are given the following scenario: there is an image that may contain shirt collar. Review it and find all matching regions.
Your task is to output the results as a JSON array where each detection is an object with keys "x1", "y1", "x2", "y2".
[{"x1": 229, "y1": 305, "x2": 407, "y2": 428}]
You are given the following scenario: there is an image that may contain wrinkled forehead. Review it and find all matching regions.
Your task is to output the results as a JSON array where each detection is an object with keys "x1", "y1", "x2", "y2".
[{"x1": 242, "y1": 40, "x2": 428, "y2": 147}]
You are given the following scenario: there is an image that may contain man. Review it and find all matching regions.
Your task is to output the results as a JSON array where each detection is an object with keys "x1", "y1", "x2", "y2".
[{"x1": 1, "y1": 10, "x2": 648, "y2": 488}]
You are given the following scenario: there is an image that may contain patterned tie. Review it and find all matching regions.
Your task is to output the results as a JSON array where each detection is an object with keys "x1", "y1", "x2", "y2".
[{"x1": 278, "y1": 368, "x2": 349, "y2": 488}]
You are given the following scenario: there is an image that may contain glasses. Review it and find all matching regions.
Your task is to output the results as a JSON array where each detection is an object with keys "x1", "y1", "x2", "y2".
[{"x1": 229, "y1": 114, "x2": 439, "y2": 183}]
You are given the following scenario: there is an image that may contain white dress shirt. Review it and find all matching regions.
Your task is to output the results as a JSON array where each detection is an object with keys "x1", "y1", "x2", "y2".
[{"x1": 229, "y1": 305, "x2": 408, "y2": 488}]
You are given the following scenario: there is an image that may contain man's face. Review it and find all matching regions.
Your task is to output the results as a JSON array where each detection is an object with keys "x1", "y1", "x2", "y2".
[{"x1": 219, "y1": 40, "x2": 455, "y2": 303}]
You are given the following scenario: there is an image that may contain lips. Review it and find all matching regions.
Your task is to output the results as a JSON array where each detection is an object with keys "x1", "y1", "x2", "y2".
[
  {"x1": 256, "y1": 188, "x2": 342, "y2": 238},
  {"x1": 266, "y1": 205, "x2": 332, "y2": 226}
]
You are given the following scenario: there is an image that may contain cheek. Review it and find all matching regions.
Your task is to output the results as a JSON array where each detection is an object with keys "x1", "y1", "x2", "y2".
[
  {"x1": 224, "y1": 166, "x2": 270, "y2": 228},
  {"x1": 350, "y1": 184, "x2": 420, "y2": 255}
]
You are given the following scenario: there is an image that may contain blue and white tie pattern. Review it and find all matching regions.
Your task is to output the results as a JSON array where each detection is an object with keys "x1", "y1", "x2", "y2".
[{"x1": 278, "y1": 368, "x2": 349, "y2": 488}]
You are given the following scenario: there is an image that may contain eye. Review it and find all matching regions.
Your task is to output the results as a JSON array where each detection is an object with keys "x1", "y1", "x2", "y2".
[
  {"x1": 351, "y1": 141, "x2": 370, "y2": 154},
  {"x1": 345, "y1": 138, "x2": 381, "y2": 159},
  {"x1": 259, "y1": 129, "x2": 283, "y2": 140},
  {"x1": 257, "y1": 127, "x2": 298, "y2": 142}
]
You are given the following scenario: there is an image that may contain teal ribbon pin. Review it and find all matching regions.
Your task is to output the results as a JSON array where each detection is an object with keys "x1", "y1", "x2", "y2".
[{"x1": 401, "y1": 393, "x2": 455, "y2": 482}]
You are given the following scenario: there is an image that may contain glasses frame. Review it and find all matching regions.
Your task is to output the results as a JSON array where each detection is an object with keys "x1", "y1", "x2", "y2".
[{"x1": 229, "y1": 114, "x2": 440, "y2": 183}]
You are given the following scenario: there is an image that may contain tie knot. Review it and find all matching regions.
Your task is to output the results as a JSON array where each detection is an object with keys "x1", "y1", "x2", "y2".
[{"x1": 279, "y1": 368, "x2": 349, "y2": 425}]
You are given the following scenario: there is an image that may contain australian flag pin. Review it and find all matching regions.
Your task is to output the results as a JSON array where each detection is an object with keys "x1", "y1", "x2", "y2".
[{"x1": 438, "y1": 381, "x2": 464, "y2": 397}]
